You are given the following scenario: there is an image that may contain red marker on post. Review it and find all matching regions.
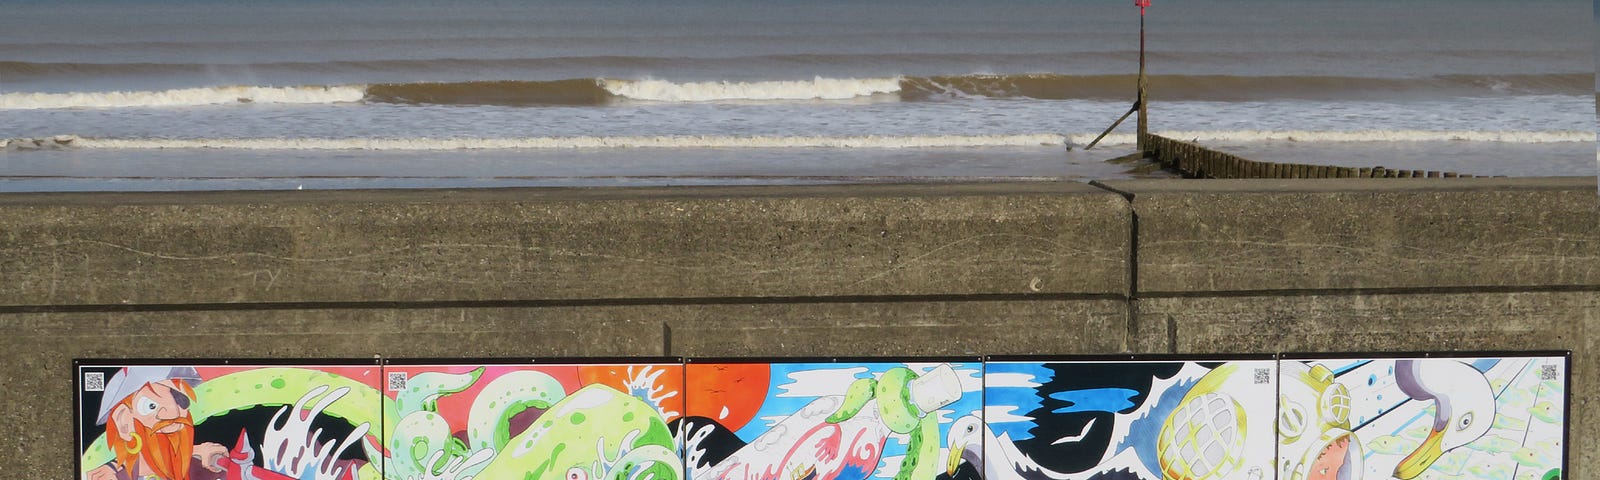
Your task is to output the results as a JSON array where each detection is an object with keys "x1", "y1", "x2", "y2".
[{"x1": 1135, "y1": 0, "x2": 1149, "y2": 15}]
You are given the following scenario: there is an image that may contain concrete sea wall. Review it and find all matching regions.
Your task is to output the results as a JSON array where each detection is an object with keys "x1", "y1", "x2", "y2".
[{"x1": 1, "y1": 177, "x2": 1595, "y2": 477}]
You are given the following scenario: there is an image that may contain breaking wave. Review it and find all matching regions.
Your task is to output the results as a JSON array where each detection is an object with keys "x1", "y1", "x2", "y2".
[
  {"x1": 0, "y1": 85, "x2": 367, "y2": 110},
  {"x1": 1, "y1": 73, "x2": 1587, "y2": 109},
  {"x1": 4, "y1": 130, "x2": 1587, "y2": 152}
]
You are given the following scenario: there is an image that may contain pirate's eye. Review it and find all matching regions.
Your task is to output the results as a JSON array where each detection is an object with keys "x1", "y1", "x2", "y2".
[
  {"x1": 136, "y1": 396, "x2": 158, "y2": 415},
  {"x1": 567, "y1": 468, "x2": 588, "y2": 480}
]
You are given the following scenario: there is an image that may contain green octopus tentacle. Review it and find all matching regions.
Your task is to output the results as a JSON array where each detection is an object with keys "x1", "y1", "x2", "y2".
[
  {"x1": 875, "y1": 367, "x2": 923, "y2": 434},
  {"x1": 394, "y1": 367, "x2": 483, "y2": 415},
  {"x1": 826, "y1": 378, "x2": 878, "y2": 424},
  {"x1": 466, "y1": 370, "x2": 568, "y2": 452},
  {"x1": 894, "y1": 415, "x2": 941, "y2": 480},
  {"x1": 389, "y1": 410, "x2": 455, "y2": 480},
  {"x1": 606, "y1": 444, "x2": 682, "y2": 480}
]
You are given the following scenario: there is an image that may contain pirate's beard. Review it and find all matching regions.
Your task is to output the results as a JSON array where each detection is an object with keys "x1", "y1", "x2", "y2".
[{"x1": 109, "y1": 417, "x2": 195, "y2": 480}]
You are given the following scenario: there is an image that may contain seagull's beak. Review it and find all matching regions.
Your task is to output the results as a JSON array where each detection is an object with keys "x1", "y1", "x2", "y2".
[
  {"x1": 947, "y1": 444, "x2": 965, "y2": 477},
  {"x1": 1393, "y1": 427, "x2": 1445, "y2": 479}
]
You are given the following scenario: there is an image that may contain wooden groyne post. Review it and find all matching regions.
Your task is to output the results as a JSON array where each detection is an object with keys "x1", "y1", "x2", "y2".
[
  {"x1": 1135, "y1": 0, "x2": 1149, "y2": 153},
  {"x1": 1139, "y1": 133, "x2": 1493, "y2": 179}
]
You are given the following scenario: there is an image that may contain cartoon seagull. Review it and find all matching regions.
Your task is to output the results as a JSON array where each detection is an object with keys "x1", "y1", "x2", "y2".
[
  {"x1": 946, "y1": 415, "x2": 1068, "y2": 480},
  {"x1": 1391, "y1": 359, "x2": 1497, "y2": 479}
]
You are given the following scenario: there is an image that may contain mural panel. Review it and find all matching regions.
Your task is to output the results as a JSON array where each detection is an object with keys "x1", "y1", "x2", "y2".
[
  {"x1": 380, "y1": 359, "x2": 685, "y2": 480},
  {"x1": 982, "y1": 356, "x2": 1278, "y2": 480},
  {"x1": 1278, "y1": 354, "x2": 1567, "y2": 480},
  {"x1": 75, "y1": 361, "x2": 386, "y2": 480},
  {"x1": 683, "y1": 359, "x2": 984, "y2": 480}
]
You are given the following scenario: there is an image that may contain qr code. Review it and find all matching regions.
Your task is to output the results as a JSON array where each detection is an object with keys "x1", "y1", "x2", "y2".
[
  {"x1": 1540, "y1": 364, "x2": 1558, "y2": 381},
  {"x1": 1254, "y1": 368, "x2": 1272, "y2": 384},
  {"x1": 387, "y1": 372, "x2": 408, "y2": 392},
  {"x1": 84, "y1": 372, "x2": 105, "y2": 392}
]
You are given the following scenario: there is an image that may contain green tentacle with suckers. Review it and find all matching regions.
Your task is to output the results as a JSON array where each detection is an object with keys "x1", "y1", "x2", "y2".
[{"x1": 826, "y1": 378, "x2": 877, "y2": 424}]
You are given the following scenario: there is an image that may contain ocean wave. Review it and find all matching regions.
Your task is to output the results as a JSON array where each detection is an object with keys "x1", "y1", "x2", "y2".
[
  {"x1": 371, "y1": 73, "x2": 1595, "y2": 104},
  {"x1": 4, "y1": 130, "x2": 1587, "y2": 152},
  {"x1": 1, "y1": 73, "x2": 1589, "y2": 110},
  {"x1": 600, "y1": 77, "x2": 904, "y2": 102},
  {"x1": 0, "y1": 85, "x2": 366, "y2": 110}
]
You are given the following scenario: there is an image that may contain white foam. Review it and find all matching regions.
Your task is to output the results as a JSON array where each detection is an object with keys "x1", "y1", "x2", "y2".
[
  {"x1": 599, "y1": 77, "x2": 903, "y2": 102},
  {"x1": 0, "y1": 85, "x2": 367, "y2": 110},
  {"x1": 62, "y1": 134, "x2": 1070, "y2": 150}
]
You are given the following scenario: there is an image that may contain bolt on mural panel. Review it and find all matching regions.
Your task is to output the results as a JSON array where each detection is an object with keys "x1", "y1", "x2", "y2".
[
  {"x1": 380, "y1": 359, "x2": 685, "y2": 480},
  {"x1": 981, "y1": 356, "x2": 1279, "y2": 480},
  {"x1": 1277, "y1": 354, "x2": 1568, "y2": 480},
  {"x1": 682, "y1": 358, "x2": 984, "y2": 480},
  {"x1": 75, "y1": 360, "x2": 387, "y2": 480}
]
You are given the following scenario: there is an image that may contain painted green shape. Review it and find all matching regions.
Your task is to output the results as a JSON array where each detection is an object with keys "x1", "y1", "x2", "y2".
[
  {"x1": 1462, "y1": 435, "x2": 1519, "y2": 454},
  {"x1": 388, "y1": 411, "x2": 453, "y2": 480},
  {"x1": 1403, "y1": 421, "x2": 1432, "y2": 439},
  {"x1": 1366, "y1": 435, "x2": 1411, "y2": 455},
  {"x1": 875, "y1": 368, "x2": 922, "y2": 435},
  {"x1": 1512, "y1": 448, "x2": 1548, "y2": 468},
  {"x1": 1528, "y1": 401, "x2": 1561, "y2": 424},
  {"x1": 466, "y1": 370, "x2": 567, "y2": 452},
  {"x1": 893, "y1": 414, "x2": 940, "y2": 480},
  {"x1": 1493, "y1": 415, "x2": 1529, "y2": 430},
  {"x1": 1429, "y1": 450, "x2": 1469, "y2": 476},
  {"x1": 474, "y1": 384, "x2": 676, "y2": 480},
  {"x1": 826, "y1": 378, "x2": 877, "y2": 424},
  {"x1": 606, "y1": 444, "x2": 681, "y2": 480},
  {"x1": 1542, "y1": 468, "x2": 1562, "y2": 480},
  {"x1": 81, "y1": 367, "x2": 391, "y2": 473},
  {"x1": 1468, "y1": 462, "x2": 1512, "y2": 479},
  {"x1": 357, "y1": 462, "x2": 380, "y2": 480},
  {"x1": 394, "y1": 368, "x2": 483, "y2": 415}
]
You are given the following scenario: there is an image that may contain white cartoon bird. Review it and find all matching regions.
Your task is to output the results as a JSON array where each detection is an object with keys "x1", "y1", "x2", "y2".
[{"x1": 1392, "y1": 359, "x2": 1496, "y2": 479}]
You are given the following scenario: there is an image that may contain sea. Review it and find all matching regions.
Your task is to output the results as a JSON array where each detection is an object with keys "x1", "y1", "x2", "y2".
[{"x1": 0, "y1": 0, "x2": 1593, "y2": 191}]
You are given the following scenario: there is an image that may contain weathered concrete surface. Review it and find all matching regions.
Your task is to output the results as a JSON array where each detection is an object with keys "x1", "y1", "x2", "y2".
[
  {"x1": 1098, "y1": 177, "x2": 1600, "y2": 293},
  {"x1": 0, "y1": 183, "x2": 1129, "y2": 306},
  {"x1": 663, "y1": 300, "x2": 1127, "y2": 357},
  {"x1": 1135, "y1": 291, "x2": 1597, "y2": 477}
]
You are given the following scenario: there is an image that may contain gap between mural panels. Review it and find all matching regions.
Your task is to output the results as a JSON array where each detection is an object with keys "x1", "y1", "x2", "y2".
[{"x1": 73, "y1": 352, "x2": 1567, "y2": 480}]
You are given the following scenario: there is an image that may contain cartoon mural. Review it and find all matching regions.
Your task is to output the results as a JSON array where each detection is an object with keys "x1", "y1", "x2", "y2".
[
  {"x1": 75, "y1": 354, "x2": 1567, "y2": 480},
  {"x1": 981, "y1": 357, "x2": 1278, "y2": 480},
  {"x1": 76, "y1": 362, "x2": 386, "y2": 480},
  {"x1": 380, "y1": 360, "x2": 684, "y2": 480},
  {"x1": 682, "y1": 359, "x2": 984, "y2": 480},
  {"x1": 1278, "y1": 355, "x2": 1567, "y2": 480}
]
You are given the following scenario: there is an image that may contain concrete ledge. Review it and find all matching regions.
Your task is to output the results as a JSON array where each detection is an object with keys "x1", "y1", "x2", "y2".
[
  {"x1": 0, "y1": 183, "x2": 1130, "y2": 306},
  {"x1": 1098, "y1": 177, "x2": 1600, "y2": 292},
  {"x1": 1135, "y1": 291, "x2": 1596, "y2": 477}
]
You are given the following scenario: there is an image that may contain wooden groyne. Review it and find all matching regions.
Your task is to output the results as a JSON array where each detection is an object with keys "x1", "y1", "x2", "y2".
[{"x1": 1140, "y1": 133, "x2": 1492, "y2": 179}]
